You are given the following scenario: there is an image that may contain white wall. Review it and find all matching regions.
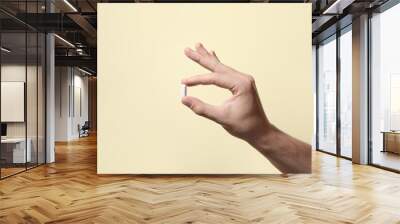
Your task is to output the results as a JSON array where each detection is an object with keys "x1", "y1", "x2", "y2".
[
  {"x1": 55, "y1": 67, "x2": 70, "y2": 141},
  {"x1": 78, "y1": 72, "x2": 89, "y2": 137},
  {"x1": 55, "y1": 67, "x2": 89, "y2": 141}
]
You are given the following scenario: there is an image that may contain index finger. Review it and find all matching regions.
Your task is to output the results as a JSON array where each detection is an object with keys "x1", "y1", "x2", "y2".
[
  {"x1": 184, "y1": 48, "x2": 219, "y2": 71},
  {"x1": 181, "y1": 73, "x2": 236, "y2": 93}
]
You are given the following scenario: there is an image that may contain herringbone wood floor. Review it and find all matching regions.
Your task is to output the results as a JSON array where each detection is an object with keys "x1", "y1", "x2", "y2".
[{"x1": 1, "y1": 135, "x2": 400, "y2": 224}]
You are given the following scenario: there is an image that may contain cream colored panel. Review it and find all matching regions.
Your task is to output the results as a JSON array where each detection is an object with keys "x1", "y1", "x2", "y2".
[{"x1": 98, "y1": 4, "x2": 312, "y2": 174}]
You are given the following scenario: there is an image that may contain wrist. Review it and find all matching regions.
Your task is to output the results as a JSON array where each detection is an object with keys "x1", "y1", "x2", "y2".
[{"x1": 248, "y1": 124, "x2": 280, "y2": 152}]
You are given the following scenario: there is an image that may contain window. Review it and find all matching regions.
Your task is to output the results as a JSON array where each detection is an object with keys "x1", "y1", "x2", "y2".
[
  {"x1": 370, "y1": 3, "x2": 400, "y2": 171},
  {"x1": 339, "y1": 27, "x2": 352, "y2": 158},
  {"x1": 0, "y1": 1, "x2": 47, "y2": 179},
  {"x1": 317, "y1": 36, "x2": 337, "y2": 154}
]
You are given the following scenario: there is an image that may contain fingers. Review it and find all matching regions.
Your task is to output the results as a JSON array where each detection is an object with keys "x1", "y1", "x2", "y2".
[
  {"x1": 181, "y1": 96, "x2": 222, "y2": 123},
  {"x1": 195, "y1": 43, "x2": 209, "y2": 56},
  {"x1": 181, "y1": 73, "x2": 235, "y2": 91},
  {"x1": 210, "y1": 50, "x2": 220, "y2": 62},
  {"x1": 184, "y1": 43, "x2": 227, "y2": 72},
  {"x1": 184, "y1": 47, "x2": 217, "y2": 71}
]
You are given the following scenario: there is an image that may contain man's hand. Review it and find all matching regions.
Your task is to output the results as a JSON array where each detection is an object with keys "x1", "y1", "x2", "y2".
[
  {"x1": 181, "y1": 43, "x2": 272, "y2": 146},
  {"x1": 181, "y1": 43, "x2": 311, "y2": 173}
]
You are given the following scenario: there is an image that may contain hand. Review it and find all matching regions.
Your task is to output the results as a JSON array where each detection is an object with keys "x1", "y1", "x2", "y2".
[
  {"x1": 181, "y1": 43, "x2": 311, "y2": 173},
  {"x1": 181, "y1": 43, "x2": 273, "y2": 146}
]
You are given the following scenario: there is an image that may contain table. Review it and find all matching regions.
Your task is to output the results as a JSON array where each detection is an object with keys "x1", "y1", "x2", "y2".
[
  {"x1": 1, "y1": 138, "x2": 32, "y2": 163},
  {"x1": 381, "y1": 131, "x2": 400, "y2": 154}
]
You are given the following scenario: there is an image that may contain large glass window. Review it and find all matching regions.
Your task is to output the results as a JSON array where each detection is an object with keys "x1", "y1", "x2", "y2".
[
  {"x1": 339, "y1": 27, "x2": 352, "y2": 158},
  {"x1": 317, "y1": 27, "x2": 353, "y2": 159},
  {"x1": 371, "y1": 3, "x2": 400, "y2": 171},
  {"x1": 0, "y1": 31, "x2": 28, "y2": 177},
  {"x1": 0, "y1": 1, "x2": 46, "y2": 179},
  {"x1": 318, "y1": 36, "x2": 337, "y2": 154}
]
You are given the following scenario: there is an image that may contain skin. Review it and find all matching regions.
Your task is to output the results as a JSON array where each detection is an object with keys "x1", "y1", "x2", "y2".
[{"x1": 181, "y1": 43, "x2": 311, "y2": 174}]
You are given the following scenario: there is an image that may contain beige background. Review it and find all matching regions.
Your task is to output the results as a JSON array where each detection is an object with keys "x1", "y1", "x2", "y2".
[{"x1": 97, "y1": 3, "x2": 312, "y2": 174}]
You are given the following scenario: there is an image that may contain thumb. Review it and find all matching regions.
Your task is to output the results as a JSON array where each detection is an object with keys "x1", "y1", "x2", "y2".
[{"x1": 181, "y1": 96, "x2": 221, "y2": 123}]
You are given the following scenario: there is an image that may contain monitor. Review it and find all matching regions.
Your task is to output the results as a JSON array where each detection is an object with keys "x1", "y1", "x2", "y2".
[{"x1": 1, "y1": 123, "x2": 7, "y2": 137}]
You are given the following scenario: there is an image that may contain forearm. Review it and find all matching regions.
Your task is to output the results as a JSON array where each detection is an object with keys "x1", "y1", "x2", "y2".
[{"x1": 249, "y1": 125, "x2": 311, "y2": 174}]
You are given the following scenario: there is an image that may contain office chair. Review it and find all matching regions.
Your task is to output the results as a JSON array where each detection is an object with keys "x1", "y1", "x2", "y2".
[{"x1": 79, "y1": 121, "x2": 90, "y2": 138}]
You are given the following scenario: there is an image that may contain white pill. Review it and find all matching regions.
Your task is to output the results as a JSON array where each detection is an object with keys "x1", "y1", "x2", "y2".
[{"x1": 181, "y1": 84, "x2": 187, "y2": 98}]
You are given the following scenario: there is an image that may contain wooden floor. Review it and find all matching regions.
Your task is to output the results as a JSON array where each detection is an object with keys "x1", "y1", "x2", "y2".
[
  {"x1": 0, "y1": 167, "x2": 26, "y2": 178},
  {"x1": 1, "y1": 163, "x2": 43, "y2": 178},
  {"x1": 1, "y1": 135, "x2": 400, "y2": 223},
  {"x1": 372, "y1": 150, "x2": 400, "y2": 171}
]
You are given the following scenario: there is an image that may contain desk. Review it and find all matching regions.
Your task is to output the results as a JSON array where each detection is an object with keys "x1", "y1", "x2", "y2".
[
  {"x1": 1, "y1": 138, "x2": 32, "y2": 163},
  {"x1": 381, "y1": 131, "x2": 400, "y2": 154}
]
